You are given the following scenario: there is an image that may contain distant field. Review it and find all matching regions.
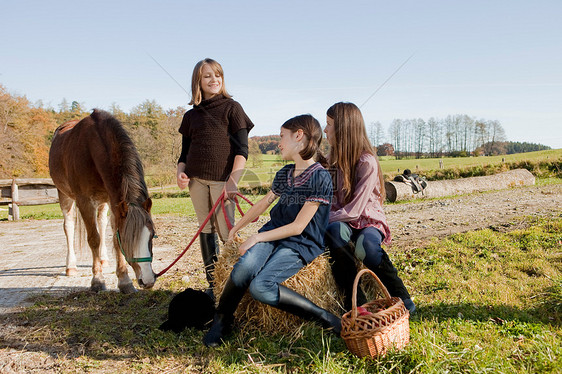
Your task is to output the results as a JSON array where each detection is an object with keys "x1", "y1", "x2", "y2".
[
  {"x1": 243, "y1": 149, "x2": 562, "y2": 185},
  {"x1": 241, "y1": 153, "x2": 287, "y2": 187},
  {"x1": 379, "y1": 149, "x2": 562, "y2": 175},
  {"x1": 1, "y1": 149, "x2": 560, "y2": 221}
]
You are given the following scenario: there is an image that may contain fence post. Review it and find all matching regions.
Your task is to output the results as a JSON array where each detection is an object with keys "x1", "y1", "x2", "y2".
[{"x1": 10, "y1": 179, "x2": 20, "y2": 221}]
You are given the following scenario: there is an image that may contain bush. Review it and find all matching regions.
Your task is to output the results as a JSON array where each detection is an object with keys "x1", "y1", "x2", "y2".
[{"x1": 419, "y1": 158, "x2": 562, "y2": 181}]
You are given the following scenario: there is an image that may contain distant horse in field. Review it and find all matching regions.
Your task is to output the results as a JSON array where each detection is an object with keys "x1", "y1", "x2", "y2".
[{"x1": 49, "y1": 109, "x2": 156, "y2": 293}]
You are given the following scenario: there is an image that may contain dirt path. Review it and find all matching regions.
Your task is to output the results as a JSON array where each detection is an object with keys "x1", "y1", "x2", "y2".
[
  {"x1": 0, "y1": 219, "x2": 183, "y2": 314},
  {"x1": 0, "y1": 183, "x2": 561, "y2": 315}
]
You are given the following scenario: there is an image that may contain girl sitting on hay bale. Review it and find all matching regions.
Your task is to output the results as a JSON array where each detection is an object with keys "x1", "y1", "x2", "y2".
[
  {"x1": 204, "y1": 114, "x2": 341, "y2": 347},
  {"x1": 323, "y1": 102, "x2": 415, "y2": 314}
]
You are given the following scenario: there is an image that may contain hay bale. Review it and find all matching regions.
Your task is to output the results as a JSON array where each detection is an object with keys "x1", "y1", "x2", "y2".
[{"x1": 213, "y1": 239, "x2": 343, "y2": 334}]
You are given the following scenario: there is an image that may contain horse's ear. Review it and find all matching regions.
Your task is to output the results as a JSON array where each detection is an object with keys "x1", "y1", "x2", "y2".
[
  {"x1": 118, "y1": 201, "x2": 128, "y2": 218},
  {"x1": 143, "y1": 198, "x2": 152, "y2": 213}
]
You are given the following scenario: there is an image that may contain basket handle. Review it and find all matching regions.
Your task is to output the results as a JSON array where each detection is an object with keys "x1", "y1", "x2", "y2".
[{"x1": 351, "y1": 268, "x2": 392, "y2": 319}]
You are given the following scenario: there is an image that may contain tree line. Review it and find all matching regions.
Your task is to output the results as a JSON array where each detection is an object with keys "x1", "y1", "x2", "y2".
[
  {"x1": 0, "y1": 84, "x2": 184, "y2": 181},
  {"x1": 370, "y1": 115, "x2": 550, "y2": 158},
  {"x1": 0, "y1": 83, "x2": 550, "y2": 181}
]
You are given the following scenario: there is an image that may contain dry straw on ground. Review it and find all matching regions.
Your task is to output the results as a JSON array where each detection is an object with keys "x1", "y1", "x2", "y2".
[{"x1": 213, "y1": 239, "x2": 344, "y2": 334}]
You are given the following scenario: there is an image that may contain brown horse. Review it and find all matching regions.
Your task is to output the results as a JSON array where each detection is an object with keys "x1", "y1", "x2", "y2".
[{"x1": 49, "y1": 109, "x2": 156, "y2": 293}]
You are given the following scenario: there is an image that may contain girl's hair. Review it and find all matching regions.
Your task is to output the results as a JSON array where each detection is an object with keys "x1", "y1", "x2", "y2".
[
  {"x1": 281, "y1": 114, "x2": 327, "y2": 166},
  {"x1": 326, "y1": 102, "x2": 385, "y2": 204},
  {"x1": 189, "y1": 58, "x2": 232, "y2": 106}
]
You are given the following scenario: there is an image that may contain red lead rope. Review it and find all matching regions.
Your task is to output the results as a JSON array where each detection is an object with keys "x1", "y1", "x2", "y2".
[{"x1": 155, "y1": 191, "x2": 255, "y2": 278}]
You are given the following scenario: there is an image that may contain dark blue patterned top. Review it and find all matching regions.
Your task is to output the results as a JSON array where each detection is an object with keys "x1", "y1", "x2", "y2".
[{"x1": 259, "y1": 162, "x2": 332, "y2": 263}]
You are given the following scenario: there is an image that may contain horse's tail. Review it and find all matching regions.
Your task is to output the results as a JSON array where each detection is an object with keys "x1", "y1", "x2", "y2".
[{"x1": 74, "y1": 207, "x2": 87, "y2": 256}]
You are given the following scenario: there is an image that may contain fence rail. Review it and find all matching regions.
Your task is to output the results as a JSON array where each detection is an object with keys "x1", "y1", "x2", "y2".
[{"x1": 0, "y1": 178, "x2": 59, "y2": 220}]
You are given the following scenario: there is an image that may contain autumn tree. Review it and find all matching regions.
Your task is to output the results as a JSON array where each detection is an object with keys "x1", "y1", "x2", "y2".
[
  {"x1": 248, "y1": 138, "x2": 263, "y2": 168},
  {"x1": 253, "y1": 135, "x2": 280, "y2": 154},
  {"x1": 54, "y1": 98, "x2": 89, "y2": 124},
  {"x1": 157, "y1": 106, "x2": 185, "y2": 171},
  {"x1": 126, "y1": 100, "x2": 167, "y2": 167},
  {"x1": 129, "y1": 99, "x2": 166, "y2": 135},
  {"x1": 0, "y1": 85, "x2": 58, "y2": 177},
  {"x1": 377, "y1": 143, "x2": 394, "y2": 157}
]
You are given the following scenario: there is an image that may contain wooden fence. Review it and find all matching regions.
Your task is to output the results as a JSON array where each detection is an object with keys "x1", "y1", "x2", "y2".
[{"x1": 0, "y1": 178, "x2": 59, "y2": 220}]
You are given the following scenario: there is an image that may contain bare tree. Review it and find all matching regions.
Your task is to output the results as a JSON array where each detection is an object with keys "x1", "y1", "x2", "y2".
[
  {"x1": 475, "y1": 119, "x2": 489, "y2": 154},
  {"x1": 427, "y1": 117, "x2": 442, "y2": 157},
  {"x1": 414, "y1": 118, "x2": 426, "y2": 158},
  {"x1": 369, "y1": 121, "x2": 384, "y2": 147},
  {"x1": 386, "y1": 114, "x2": 506, "y2": 157},
  {"x1": 389, "y1": 119, "x2": 403, "y2": 158}
]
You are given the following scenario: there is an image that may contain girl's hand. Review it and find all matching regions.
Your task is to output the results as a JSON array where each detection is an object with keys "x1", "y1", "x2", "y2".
[
  {"x1": 238, "y1": 234, "x2": 260, "y2": 256},
  {"x1": 228, "y1": 227, "x2": 239, "y2": 242},
  {"x1": 224, "y1": 177, "x2": 238, "y2": 200},
  {"x1": 177, "y1": 172, "x2": 190, "y2": 190}
]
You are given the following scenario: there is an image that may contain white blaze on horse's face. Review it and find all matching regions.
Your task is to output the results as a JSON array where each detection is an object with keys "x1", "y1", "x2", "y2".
[{"x1": 131, "y1": 226, "x2": 156, "y2": 289}]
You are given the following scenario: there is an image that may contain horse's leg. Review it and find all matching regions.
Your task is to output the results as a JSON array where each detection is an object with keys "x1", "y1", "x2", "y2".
[
  {"x1": 77, "y1": 199, "x2": 106, "y2": 292},
  {"x1": 110, "y1": 214, "x2": 137, "y2": 294},
  {"x1": 97, "y1": 203, "x2": 110, "y2": 267},
  {"x1": 59, "y1": 193, "x2": 78, "y2": 276}
]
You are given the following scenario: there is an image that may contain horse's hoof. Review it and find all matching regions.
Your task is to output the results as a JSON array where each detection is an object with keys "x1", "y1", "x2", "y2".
[
  {"x1": 66, "y1": 268, "x2": 78, "y2": 276},
  {"x1": 119, "y1": 283, "x2": 137, "y2": 294},
  {"x1": 91, "y1": 280, "x2": 107, "y2": 293}
]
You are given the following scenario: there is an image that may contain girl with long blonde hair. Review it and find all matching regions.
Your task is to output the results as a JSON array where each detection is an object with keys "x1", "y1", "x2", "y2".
[{"x1": 177, "y1": 58, "x2": 254, "y2": 297}]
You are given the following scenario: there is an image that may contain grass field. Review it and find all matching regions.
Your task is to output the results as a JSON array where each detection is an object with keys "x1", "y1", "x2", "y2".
[
  {"x1": 1, "y1": 149, "x2": 560, "y2": 221},
  {"x1": 246, "y1": 149, "x2": 562, "y2": 186},
  {"x1": 0, "y1": 195, "x2": 264, "y2": 221},
  {"x1": 378, "y1": 149, "x2": 562, "y2": 174},
  {"x1": 4, "y1": 176, "x2": 561, "y2": 222},
  {"x1": 10, "y1": 214, "x2": 562, "y2": 373},
  {"x1": 1, "y1": 151, "x2": 561, "y2": 372}
]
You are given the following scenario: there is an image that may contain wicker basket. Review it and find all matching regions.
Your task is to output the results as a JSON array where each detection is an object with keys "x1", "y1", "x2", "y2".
[{"x1": 340, "y1": 268, "x2": 410, "y2": 358}]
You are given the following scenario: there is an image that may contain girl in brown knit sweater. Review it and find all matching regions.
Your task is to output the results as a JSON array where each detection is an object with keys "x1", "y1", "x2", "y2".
[{"x1": 176, "y1": 58, "x2": 254, "y2": 298}]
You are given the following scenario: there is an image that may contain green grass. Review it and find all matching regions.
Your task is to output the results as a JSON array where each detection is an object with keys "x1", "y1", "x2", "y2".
[
  {"x1": 0, "y1": 203, "x2": 63, "y2": 221},
  {"x1": 2, "y1": 149, "x2": 560, "y2": 221},
  {"x1": 150, "y1": 197, "x2": 194, "y2": 216},
  {"x1": 150, "y1": 195, "x2": 267, "y2": 218},
  {"x1": 379, "y1": 149, "x2": 562, "y2": 175},
  {"x1": 250, "y1": 149, "x2": 562, "y2": 183},
  {"x1": 6, "y1": 215, "x2": 561, "y2": 372},
  {"x1": 0, "y1": 194, "x2": 266, "y2": 221},
  {"x1": 143, "y1": 149, "x2": 562, "y2": 190},
  {"x1": 378, "y1": 149, "x2": 562, "y2": 174}
]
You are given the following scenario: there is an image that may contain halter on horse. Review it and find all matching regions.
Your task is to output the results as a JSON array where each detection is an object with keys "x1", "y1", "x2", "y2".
[{"x1": 49, "y1": 109, "x2": 156, "y2": 293}]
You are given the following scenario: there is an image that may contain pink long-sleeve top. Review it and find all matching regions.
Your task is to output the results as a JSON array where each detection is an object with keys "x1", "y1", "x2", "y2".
[{"x1": 329, "y1": 152, "x2": 392, "y2": 245}]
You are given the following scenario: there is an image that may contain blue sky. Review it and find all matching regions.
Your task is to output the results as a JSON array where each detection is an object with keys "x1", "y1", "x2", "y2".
[{"x1": 1, "y1": 0, "x2": 561, "y2": 148}]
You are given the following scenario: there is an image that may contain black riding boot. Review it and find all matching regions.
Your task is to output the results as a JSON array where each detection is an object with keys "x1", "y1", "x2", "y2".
[
  {"x1": 370, "y1": 252, "x2": 416, "y2": 314},
  {"x1": 329, "y1": 242, "x2": 367, "y2": 311},
  {"x1": 203, "y1": 276, "x2": 247, "y2": 347},
  {"x1": 275, "y1": 285, "x2": 341, "y2": 335},
  {"x1": 200, "y1": 232, "x2": 219, "y2": 299}
]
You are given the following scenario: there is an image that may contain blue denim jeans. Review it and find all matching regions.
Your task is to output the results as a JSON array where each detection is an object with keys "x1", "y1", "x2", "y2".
[
  {"x1": 324, "y1": 221, "x2": 384, "y2": 269},
  {"x1": 230, "y1": 242, "x2": 305, "y2": 306}
]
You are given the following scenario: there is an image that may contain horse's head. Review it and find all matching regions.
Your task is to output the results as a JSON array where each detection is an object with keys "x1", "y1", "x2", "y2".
[{"x1": 117, "y1": 199, "x2": 156, "y2": 289}]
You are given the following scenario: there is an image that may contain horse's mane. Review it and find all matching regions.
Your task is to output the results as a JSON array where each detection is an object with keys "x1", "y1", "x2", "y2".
[
  {"x1": 90, "y1": 109, "x2": 151, "y2": 255},
  {"x1": 90, "y1": 109, "x2": 149, "y2": 205}
]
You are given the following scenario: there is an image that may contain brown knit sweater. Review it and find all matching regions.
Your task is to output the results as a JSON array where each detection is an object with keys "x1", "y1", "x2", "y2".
[{"x1": 178, "y1": 95, "x2": 254, "y2": 181}]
